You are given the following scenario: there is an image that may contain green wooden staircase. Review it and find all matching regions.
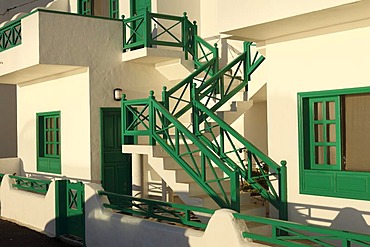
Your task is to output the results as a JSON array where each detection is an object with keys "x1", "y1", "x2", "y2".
[{"x1": 121, "y1": 10, "x2": 287, "y2": 220}]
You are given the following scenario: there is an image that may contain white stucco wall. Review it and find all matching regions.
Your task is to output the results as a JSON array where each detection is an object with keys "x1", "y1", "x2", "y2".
[
  {"x1": 0, "y1": 175, "x2": 56, "y2": 236},
  {"x1": 17, "y1": 69, "x2": 91, "y2": 179},
  {"x1": 265, "y1": 20, "x2": 370, "y2": 233},
  {"x1": 216, "y1": 0, "x2": 359, "y2": 34}
]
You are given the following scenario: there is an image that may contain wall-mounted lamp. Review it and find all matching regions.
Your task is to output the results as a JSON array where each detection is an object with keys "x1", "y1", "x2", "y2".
[{"x1": 113, "y1": 88, "x2": 123, "y2": 101}]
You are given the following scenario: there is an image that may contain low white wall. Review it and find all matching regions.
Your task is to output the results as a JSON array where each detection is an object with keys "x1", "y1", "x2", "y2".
[
  {"x1": 0, "y1": 175, "x2": 55, "y2": 236},
  {"x1": 0, "y1": 158, "x2": 22, "y2": 175},
  {"x1": 85, "y1": 183, "x2": 265, "y2": 247}
]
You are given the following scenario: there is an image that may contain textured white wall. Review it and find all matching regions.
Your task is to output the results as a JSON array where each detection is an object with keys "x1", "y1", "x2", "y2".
[
  {"x1": 216, "y1": 0, "x2": 359, "y2": 34},
  {"x1": 0, "y1": 175, "x2": 56, "y2": 236},
  {"x1": 265, "y1": 20, "x2": 370, "y2": 233},
  {"x1": 17, "y1": 69, "x2": 91, "y2": 179}
]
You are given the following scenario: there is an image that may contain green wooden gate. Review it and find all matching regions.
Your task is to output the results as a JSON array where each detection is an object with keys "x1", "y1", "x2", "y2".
[{"x1": 56, "y1": 180, "x2": 85, "y2": 244}]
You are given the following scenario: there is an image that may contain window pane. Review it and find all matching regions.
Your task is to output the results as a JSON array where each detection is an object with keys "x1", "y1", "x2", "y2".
[
  {"x1": 327, "y1": 124, "x2": 336, "y2": 142},
  {"x1": 56, "y1": 117, "x2": 60, "y2": 129},
  {"x1": 344, "y1": 93, "x2": 370, "y2": 171},
  {"x1": 314, "y1": 102, "x2": 323, "y2": 120},
  {"x1": 57, "y1": 144, "x2": 61, "y2": 155},
  {"x1": 326, "y1": 101, "x2": 335, "y2": 120},
  {"x1": 327, "y1": 146, "x2": 336, "y2": 165},
  {"x1": 315, "y1": 146, "x2": 324, "y2": 165},
  {"x1": 314, "y1": 124, "x2": 324, "y2": 142}
]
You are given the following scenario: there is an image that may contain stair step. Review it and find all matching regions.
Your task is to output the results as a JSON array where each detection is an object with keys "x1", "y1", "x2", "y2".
[
  {"x1": 152, "y1": 145, "x2": 199, "y2": 158},
  {"x1": 162, "y1": 156, "x2": 201, "y2": 170}
]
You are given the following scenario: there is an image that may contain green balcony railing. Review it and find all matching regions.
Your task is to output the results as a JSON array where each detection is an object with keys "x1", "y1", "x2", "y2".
[
  {"x1": 122, "y1": 92, "x2": 241, "y2": 211},
  {"x1": 234, "y1": 213, "x2": 370, "y2": 246},
  {"x1": 9, "y1": 175, "x2": 51, "y2": 195},
  {"x1": 122, "y1": 11, "x2": 218, "y2": 73},
  {"x1": 99, "y1": 191, "x2": 215, "y2": 229},
  {"x1": 0, "y1": 19, "x2": 22, "y2": 52}
]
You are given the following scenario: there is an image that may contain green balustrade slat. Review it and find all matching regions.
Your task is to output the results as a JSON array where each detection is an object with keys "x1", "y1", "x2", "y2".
[
  {"x1": 98, "y1": 191, "x2": 214, "y2": 229},
  {"x1": 9, "y1": 175, "x2": 51, "y2": 195}
]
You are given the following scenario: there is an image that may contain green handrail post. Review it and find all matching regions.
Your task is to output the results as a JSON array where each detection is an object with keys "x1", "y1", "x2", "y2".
[
  {"x1": 161, "y1": 86, "x2": 169, "y2": 141},
  {"x1": 148, "y1": 90, "x2": 156, "y2": 145},
  {"x1": 122, "y1": 15, "x2": 126, "y2": 50},
  {"x1": 279, "y1": 160, "x2": 288, "y2": 222},
  {"x1": 145, "y1": 9, "x2": 150, "y2": 48},
  {"x1": 231, "y1": 168, "x2": 240, "y2": 212},
  {"x1": 193, "y1": 21, "x2": 198, "y2": 69},
  {"x1": 121, "y1": 94, "x2": 127, "y2": 145},
  {"x1": 182, "y1": 12, "x2": 189, "y2": 60},
  {"x1": 191, "y1": 83, "x2": 199, "y2": 134}
]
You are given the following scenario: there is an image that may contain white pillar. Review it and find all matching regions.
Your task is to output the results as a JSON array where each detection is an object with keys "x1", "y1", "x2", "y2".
[{"x1": 132, "y1": 154, "x2": 144, "y2": 198}]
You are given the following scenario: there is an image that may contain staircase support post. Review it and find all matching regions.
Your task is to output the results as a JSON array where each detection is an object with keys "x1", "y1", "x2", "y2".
[
  {"x1": 278, "y1": 160, "x2": 288, "y2": 221},
  {"x1": 182, "y1": 12, "x2": 189, "y2": 60},
  {"x1": 231, "y1": 169, "x2": 240, "y2": 212},
  {"x1": 149, "y1": 91, "x2": 156, "y2": 145}
]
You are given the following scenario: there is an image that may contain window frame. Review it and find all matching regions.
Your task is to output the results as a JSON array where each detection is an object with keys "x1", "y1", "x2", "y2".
[
  {"x1": 37, "y1": 111, "x2": 61, "y2": 174},
  {"x1": 298, "y1": 87, "x2": 370, "y2": 201}
]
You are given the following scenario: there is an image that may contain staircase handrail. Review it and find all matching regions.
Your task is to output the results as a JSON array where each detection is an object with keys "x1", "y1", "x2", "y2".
[
  {"x1": 192, "y1": 96, "x2": 287, "y2": 220},
  {"x1": 122, "y1": 92, "x2": 241, "y2": 211},
  {"x1": 163, "y1": 58, "x2": 217, "y2": 118}
]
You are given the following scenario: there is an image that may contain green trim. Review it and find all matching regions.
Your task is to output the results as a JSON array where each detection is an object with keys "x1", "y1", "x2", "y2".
[
  {"x1": 9, "y1": 175, "x2": 51, "y2": 195},
  {"x1": 36, "y1": 111, "x2": 61, "y2": 174},
  {"x1": 298, "y1": 87, "x2": 370, "y2": 200}
]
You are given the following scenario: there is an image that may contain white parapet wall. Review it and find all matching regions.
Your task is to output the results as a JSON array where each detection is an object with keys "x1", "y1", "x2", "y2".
[
  {"x1": 0, "y1": 175, "x2": 56, "y2": 236},
  {"x1": 85, "y1": 183, "x2": 266, "y2": 247},
  {"x1": 0, "y1": 158, "x2": 22, "y2": 175}
]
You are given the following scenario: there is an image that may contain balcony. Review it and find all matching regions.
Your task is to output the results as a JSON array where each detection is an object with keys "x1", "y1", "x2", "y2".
[{"x1": 0, "y1": 9, "x2": 122, "y2": 84}]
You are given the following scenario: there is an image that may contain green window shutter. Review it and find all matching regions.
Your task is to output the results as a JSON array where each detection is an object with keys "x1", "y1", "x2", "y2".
[
  {"x1": 37, "y1": 111, "x2": 61, "y2": 174},
  {"x1": 78, "y1": 0, "x2": 93, "y2": 16},
  {"x1": 110, "y1": 0, "x2": 119, "y2": 19},
  {"x1": 308, "y1": 96, "x2": 341, "y2": 170}
]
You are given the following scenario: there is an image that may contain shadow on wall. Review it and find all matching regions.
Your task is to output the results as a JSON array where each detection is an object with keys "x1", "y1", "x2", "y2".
[{"x1": 289, "y1": 202, "x2": 370, "y2": 235}]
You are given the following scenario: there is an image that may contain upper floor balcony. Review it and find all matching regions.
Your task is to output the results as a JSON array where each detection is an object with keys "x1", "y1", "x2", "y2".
[{"x1": 0, "y1": 8, "x2": 122, "y2": 84}]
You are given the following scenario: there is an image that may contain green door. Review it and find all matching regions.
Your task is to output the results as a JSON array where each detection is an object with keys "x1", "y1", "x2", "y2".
[
  {"x1": 130, "y1": 0, "x2": 151, "y2": 44},
  {"x1": 101, "y1": 108, "x2": 133, "y2": 195}
]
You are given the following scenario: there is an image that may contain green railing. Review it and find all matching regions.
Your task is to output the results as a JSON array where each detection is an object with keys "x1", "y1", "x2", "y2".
[
  {"x1": 162, "y1": 58, "x2": 218, "y2": 119},
  {"x1": 196, "y1": 42, "x2": 265, "y2": 118},
  {"x1": 98, "y1": 191, "x2": 215, "y2": 229},
  {"x1": 122, "y1": 92, "x2": 241, "y2": 211},
  {"x1": 122, "y1": 11, "x2": 218, "y2": 73},
  {"x1": 234, "y1": 213, "x2": 370, "y2": 246},
  {"x1": 0, "y1": 19, "x2": 22, "y2": 52},
  {"x1": 9, "y1": 175, "x2": 51, "y2": 195},
  {"x1": 192, "y1": 100, "x2": 287, "y2": 220}
]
